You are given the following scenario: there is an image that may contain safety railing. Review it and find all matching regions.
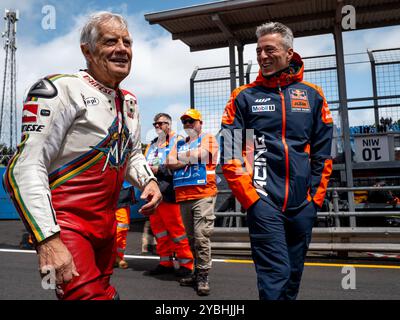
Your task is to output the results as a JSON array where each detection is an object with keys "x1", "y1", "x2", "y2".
[{"x1": 211, "y1": 186, "x2": 400, "y2": 255}]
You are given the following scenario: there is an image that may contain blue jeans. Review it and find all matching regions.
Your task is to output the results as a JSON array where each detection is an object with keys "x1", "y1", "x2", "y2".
[{"x1": 247, "y1": 199, "x2": 317, "y2": 300}]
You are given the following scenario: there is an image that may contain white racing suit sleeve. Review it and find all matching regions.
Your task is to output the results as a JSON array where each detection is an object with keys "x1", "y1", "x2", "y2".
[
  {"x1": 3, "y1": 78, "x2": 83, "y2": 243},
  {"x1": 124, "y1": 103, "x2": 156, "y2": 191}
]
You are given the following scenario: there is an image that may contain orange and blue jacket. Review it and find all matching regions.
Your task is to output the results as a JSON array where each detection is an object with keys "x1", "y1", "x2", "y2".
[{"x1": 221, "y1": 52, "x2": 333, "y2": 212}]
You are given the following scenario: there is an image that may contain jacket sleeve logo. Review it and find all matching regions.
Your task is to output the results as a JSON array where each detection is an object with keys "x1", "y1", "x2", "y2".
[
  {"x1": 22, "y1": 104, "x2": 38, "y2": 123},
  {"x1": 27, "y1": 78, "x2": 58, "y2": 99}
]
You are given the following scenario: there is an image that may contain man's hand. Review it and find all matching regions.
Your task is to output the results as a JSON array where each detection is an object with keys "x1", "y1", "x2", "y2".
[
  {"x1": 37, "y1": 234, "x2": 79, "y2": 289},
  {"x1": 139, "y1": 180, "x2": 162, "y2": 215}
]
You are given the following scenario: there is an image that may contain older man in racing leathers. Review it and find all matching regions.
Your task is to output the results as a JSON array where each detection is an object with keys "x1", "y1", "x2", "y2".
[{"x1": 3, "y1": 12, "x2": 161, "y2": 300}]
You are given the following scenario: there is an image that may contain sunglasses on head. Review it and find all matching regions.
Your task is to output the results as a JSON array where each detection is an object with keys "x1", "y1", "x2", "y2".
[
  {"x1": 153, "y1": 121, "x2": 169, "y2": 127},
  {"x1": 181, "y1": 118, "x2": 196, "y2": 125}
]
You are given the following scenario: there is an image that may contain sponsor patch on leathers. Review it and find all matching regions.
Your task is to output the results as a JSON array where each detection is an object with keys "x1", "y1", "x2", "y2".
[{"x1": 21, "y1": 103, "x2": 53, "y2": 134}]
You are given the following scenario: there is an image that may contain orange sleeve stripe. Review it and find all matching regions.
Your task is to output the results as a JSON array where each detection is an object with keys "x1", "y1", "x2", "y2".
[
  {"x1": 313, "y1": 159, "x2": 333, "y2": 207},
  {"x1": 301, "y1": 81, "x2": 320, "y2": 93},
  {"x1": 307, "y1": 188, "x2": 312, "y2": 202},
  {"x1": 321, "y1": 99, "x2": 333, "y2": 124},
  {"x1": 221, "y1": 82, "x2": 260, "y2": 209},
  {"x1": 242, "y1": 137, "x2": 255, "y2": 175},
  {"x1": 304, "y1": 143, "x2": 310, "y2": 156},
  {"x1": 222, "y1": 159, "x2": 260, "y2": 209},
  {"x1": 301, "y1": 81, "x2": 333, "y2": 125}
]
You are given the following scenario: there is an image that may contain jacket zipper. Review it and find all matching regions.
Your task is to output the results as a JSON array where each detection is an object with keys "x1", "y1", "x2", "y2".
[{"x1": 278, "y1": 82, "x2": 290, "y2": 212}]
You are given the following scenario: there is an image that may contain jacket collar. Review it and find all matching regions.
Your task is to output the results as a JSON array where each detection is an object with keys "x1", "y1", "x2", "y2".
[
  {"x1": 79, "y1": 70, "x2": 120, "y2": 98},
  {"x1": 254, "y1": 52, "x2": 304, "y2": 89}
]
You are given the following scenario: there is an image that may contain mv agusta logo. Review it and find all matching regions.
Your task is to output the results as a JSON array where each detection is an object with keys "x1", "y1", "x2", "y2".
[{"x1": 92, "y1": 123, "x2": 133, "y2": 171}]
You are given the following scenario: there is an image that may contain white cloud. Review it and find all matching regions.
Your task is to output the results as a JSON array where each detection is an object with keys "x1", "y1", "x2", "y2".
[
  {"x1": 1, "y1": 3, "x2": 400, "y2": 145},
  {"x1": 17, "y1": 27, "x2": 84, "y2": 97},
  {"x1": 242, "y1": 33, "x2": 334, "y2": 64},
  {"x1": 142, "y1": 102, "x2": 189, "y2": 143},
  {"x1": 124, "y1": 13, "x2": 228, "y2": 98},
  {"x1": 344, "y1": 26, "x2": 400, "y2": 52},
  {"x1": 295, "y1": 34, "x2": 335, "y2": 56},
  {"x1": 0, "y1": 1, "x2": 35, "y2": 14},
  {"x1": 165, "y1": 103, "x2": 189, "y2": 124},
  {"x1": 14, "y1": 10, "x2": 229, "y2": 101}
]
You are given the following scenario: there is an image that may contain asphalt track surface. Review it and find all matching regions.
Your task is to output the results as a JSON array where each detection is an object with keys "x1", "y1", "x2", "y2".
[{"x1": 1, "y1": 220, "x2": 400, "y2": 300}]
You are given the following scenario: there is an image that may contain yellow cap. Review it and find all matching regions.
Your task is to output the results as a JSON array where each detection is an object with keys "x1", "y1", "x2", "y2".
[{"x1": 180, "y1": 108, "x2": 202, "y2": 121}]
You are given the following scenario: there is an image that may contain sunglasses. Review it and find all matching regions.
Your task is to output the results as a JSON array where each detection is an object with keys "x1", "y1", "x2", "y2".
[
  {"x1": 153, "y1": 121, "x2": 169, "y2": 127},
  {"x1": 181, "y1": 119, "x2": 196, "y2": 125}
]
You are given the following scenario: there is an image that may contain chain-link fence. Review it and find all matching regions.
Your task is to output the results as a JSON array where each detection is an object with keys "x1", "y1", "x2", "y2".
[
  {"x1": 191, "y1": 64, "x2": 251, "y2": 136},
  {"x1": 190, "y1": 48, "x2": 400, "y2": 230},
  {"x1": 191, "y1": 48, "x2": 400, "y2": 216},
  {"x1": 371, "y1": 48, "x2": 400, "y2": 122},
  {"x1": 191, "y1": 48, "x2": 400, "y2": 166}
]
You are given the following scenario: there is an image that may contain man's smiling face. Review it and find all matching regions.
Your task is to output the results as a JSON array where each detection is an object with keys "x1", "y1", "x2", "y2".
[
  {"x1": 256, "y1": 33, "x2": 293, "y2": 77},
  {"x1": 83, "y1": 19, "x2": 132, "y2": 87}
]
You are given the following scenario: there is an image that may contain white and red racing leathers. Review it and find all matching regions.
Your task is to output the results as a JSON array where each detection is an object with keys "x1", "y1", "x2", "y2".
[{"x1": 3, "y1": 70, "x2": 155, "y2": 299}]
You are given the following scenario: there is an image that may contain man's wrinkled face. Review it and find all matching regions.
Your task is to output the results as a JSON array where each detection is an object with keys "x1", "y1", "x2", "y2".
[
  {"x1": 85, "y1": 20, "x2": 132, "y2": 85},
  {"x1": 256, "y1": 33, "x2": 293, "y2": 77}
]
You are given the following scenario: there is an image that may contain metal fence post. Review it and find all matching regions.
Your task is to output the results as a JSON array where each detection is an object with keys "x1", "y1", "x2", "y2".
[
  {"x1": 333, "y1": 16, "x2": 356, "y2": 226},
  {"x1": 190, "y1": 66, "x2": 199, "y2": 109},
  {"x1": 332, "y1": 190, "x2": 341, "y2": 227},
  {"x1": 237, "y1": 44, "x2": 244, "y2": 86},
  {"x1": 367, "y1": 50, "x2": 380, "y2": 129},
  {"x1": 245, "y1": 60, "x2": 252, "y2": 84}
]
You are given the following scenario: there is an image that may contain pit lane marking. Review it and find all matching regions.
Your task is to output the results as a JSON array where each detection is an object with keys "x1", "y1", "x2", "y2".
[
  {"x1": 1, "y1": 248, "x2": 399, "y2": 269},
  {"x1": 223, "y1": 259, "x2": 400, "y2": 270},
  {"x1": 0, "y1": 248, "x2": 36, "y2": 254},
  {"x1": 305, "y1": 262, "x2": 400, "y2": 270}
]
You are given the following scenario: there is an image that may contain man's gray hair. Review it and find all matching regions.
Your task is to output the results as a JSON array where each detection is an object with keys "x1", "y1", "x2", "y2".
[
  {"x1": 80, "y1": 11, "x2": 130, "y2": 52},
  {"x1": 255, "y1": 22, "x2": 293, "y2": 49}
]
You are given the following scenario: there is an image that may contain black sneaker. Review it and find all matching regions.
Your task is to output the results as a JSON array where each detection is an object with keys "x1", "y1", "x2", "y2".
[
  {"x1": 175, "y1": 266, "x2": 193, "y2": 278},
  {"x1": 147, "y1": 264, "x2": 175, "y2": 275}
]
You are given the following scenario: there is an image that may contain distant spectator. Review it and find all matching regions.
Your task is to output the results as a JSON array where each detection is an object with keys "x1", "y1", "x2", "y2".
[{"x1": 368, "y1": 182, "x2": 400, "y2": 205}]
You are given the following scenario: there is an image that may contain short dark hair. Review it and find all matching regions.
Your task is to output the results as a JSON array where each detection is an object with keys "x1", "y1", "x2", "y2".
[{"x1": 154, "y1": 113, "x2": 172, "y2": 123}]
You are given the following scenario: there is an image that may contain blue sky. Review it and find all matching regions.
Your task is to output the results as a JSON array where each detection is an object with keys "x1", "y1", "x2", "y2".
[
  {"x1": 0, "y1": 0, "x2": 399, "y2": 144},
  {"x1": 11, "y1": 0, "x2": 217, "y2": 43}
]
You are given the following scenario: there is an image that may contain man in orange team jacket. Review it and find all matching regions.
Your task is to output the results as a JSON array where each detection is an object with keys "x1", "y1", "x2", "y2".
[
  {"x1": 144, "y1": 113, "x2": 194, "y2": 278},
  {"x1": 220, "y1": 22, "x2": 333, "y2": 300}
]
